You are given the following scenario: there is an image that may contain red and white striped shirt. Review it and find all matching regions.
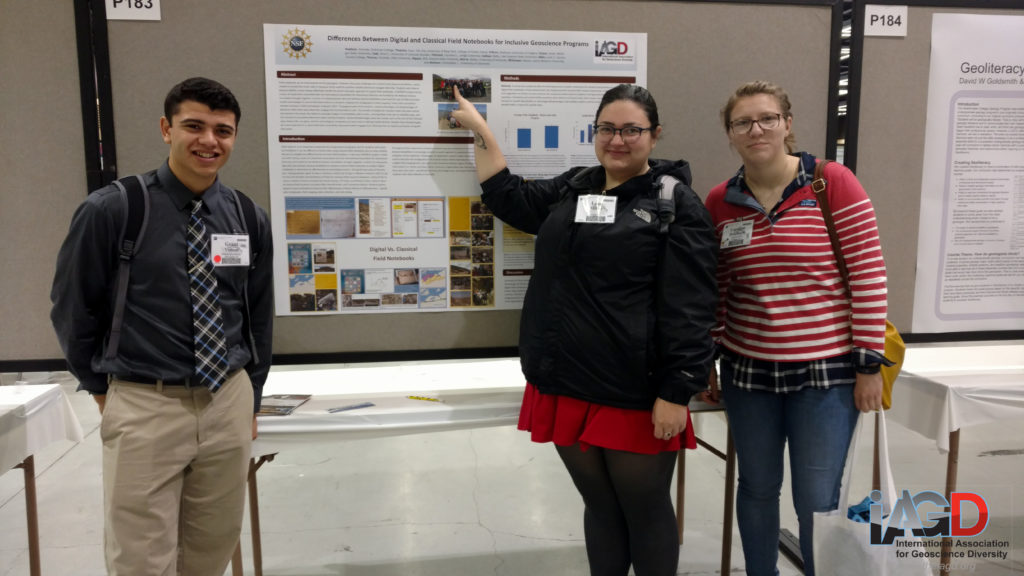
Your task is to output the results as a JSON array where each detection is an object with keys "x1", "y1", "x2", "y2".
[{"x1": 706, "y1": 157, "x2": 888, "y2": 363}]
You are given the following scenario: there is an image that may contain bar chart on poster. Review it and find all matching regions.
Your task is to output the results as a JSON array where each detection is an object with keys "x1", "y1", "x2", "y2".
[{"x1": 508, "y1": 125, "x2": 561, "y2": 150}]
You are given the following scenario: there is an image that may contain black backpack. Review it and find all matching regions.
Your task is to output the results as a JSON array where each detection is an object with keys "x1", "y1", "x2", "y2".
[
  {"x1": 654, "y1": 174, "x2": 679, "y2": 234},
  {"x1": 104, "y1": 175, "x2": 262, "y2": 360}
]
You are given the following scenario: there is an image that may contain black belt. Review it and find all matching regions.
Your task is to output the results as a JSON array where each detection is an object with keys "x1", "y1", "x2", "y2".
[{"x1": 113, "y1": 374, "x2": 193, "y2": 387}]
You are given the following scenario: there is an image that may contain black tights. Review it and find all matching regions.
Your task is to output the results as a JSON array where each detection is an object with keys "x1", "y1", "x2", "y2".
[{"x1": 555, "y1": 444, "x2": 679, "y2": 576}]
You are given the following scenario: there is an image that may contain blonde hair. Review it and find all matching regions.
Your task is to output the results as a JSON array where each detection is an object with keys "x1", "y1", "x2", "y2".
[{"x1": 721, "y1": 81, "x2": 796, "y2": 153}]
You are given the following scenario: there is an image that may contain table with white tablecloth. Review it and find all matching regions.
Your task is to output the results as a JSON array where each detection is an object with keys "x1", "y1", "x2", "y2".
[
  {"x1": 231, "y1": 359, "x2": 733, "y2": 576},
  {"x1": 886, "y1": 343, "x2": 1024, "y2": 576},
  {"x1": 0, "y1": 384, "x2": 84, "y2": 576},
  {"x1": 888, "y1": 369, "x2": 1024, "y2": 453}
]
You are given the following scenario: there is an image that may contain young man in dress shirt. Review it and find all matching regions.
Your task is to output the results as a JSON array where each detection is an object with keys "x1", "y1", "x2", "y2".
[{"x1": 51, "y1": 77, "x2": 273, "y2": 576}]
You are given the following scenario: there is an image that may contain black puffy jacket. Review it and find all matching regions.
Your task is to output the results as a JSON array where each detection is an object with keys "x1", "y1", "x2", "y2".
[{"x1": 480, "y1": 159, "x2": 718, "y2": 409}]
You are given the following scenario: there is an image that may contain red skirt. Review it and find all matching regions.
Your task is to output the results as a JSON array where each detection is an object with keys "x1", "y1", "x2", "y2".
[{"x1": 518, "y1": 383, "x2": 697, "y2": 455}]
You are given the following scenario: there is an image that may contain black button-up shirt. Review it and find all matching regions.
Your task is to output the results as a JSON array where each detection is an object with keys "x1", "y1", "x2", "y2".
[{"x1": 50, "y1": 161, "x2": 274, "y2": 405}]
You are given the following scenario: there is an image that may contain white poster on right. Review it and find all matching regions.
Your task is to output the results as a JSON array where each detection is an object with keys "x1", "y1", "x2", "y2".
[{"x1": 912, "y1": 13, "x2": 1024, "y2": 332}]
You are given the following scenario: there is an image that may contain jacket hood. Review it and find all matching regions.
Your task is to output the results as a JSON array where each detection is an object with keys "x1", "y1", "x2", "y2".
[
  {"x1": 649, "y1": 158, "x2": 693, "y2": 185},
  {"x1": 566, "y1": 158, "x2": 693, "y2": 191}
]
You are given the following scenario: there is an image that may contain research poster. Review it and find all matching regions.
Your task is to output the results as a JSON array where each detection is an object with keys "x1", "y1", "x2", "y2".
[
  {"x1": 264, "y1": 24, "x2": 647, "y2": 315},
  {"x1": 912, "y1": 14, "x2": 1024, "y2": 332}
]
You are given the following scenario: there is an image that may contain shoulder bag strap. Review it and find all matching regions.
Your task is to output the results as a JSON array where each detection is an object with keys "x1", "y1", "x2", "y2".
[{"x1": 812, "y1": 160, "x2": 850, "y2": 293}]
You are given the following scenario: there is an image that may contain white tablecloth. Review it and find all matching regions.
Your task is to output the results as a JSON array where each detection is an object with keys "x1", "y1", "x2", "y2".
[
  {"x1": 254, "y1": 387, "x2": 522, "y2": 455},
  {"x1": 887, "y1": 343, "x2": 1024, "y2": 452},
  {"x1": 253, "y1": 359, "x2": 527, "y2": 456},
  {"x1": 252, "y1": 357, "x2": 724, "y2": 456},
  {"x1": 0, "y1": 384, "x2": 84, "y2": 473}
]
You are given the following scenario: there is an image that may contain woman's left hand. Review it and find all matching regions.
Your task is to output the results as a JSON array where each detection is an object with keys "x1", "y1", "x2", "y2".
[
  {"x1": 652, "y1": 398, "x2": 688, "y2": 440},
  {"x1": 853, "y1": 372, "x2": 883, "y2": 412}
]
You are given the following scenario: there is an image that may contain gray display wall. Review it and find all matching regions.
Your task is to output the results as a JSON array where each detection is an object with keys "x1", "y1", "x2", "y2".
[
  {"x1": 1, "y1": 1, "x2": 87, "y2": 365},
  {"x1": 848, "y1": 0, "x2": 1024, "y2": 335},
  {"x1": 4, "y1": 1, "x2": 838, "y2": 365}
]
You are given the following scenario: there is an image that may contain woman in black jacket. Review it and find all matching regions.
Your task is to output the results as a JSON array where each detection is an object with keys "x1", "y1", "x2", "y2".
[{"x1": 452, "y1": 84, "x2": 717, "y2": 576}]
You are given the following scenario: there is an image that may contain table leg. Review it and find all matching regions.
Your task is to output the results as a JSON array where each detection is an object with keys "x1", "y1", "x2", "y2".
[
  {"x1": 676, "y1": 448, "x2": 686, "y2": 545},
  {"x1": 16, "y1": 455, "x2": 41, "y2": 576},
  {"x1": 249, "y1": 457, "x2": 264, "y2": 576},
  {"x1": 247, "y1": 454, "x2": 276, "y2": 576},
  {"x1": 939, "y1": 430, "x2": 960, "y2": 576},
  {"x1": 690, "y1": 424, "x2": 735, "y2": 573},
  {"x1": 230, "y1": 542, "x2": 243, "y2": 576},
  {"x1": 722, "y1": 430, "x2": 735, "y2": 575}
]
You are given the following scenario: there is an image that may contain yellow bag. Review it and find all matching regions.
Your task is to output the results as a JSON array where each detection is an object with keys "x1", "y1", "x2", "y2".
[
  {"x1": 814, "y1": 160, "x2": 904, "y2": 410},
  {"x1": 880, "y1": 320, "x2": 904, "y2": 410}
]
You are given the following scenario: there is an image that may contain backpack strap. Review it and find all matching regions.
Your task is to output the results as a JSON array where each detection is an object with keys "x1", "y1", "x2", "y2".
[
  {"x1": 226, "y1": 187, "x2": 261, "y2": 268},
  {"x1": 106, "y1": 175, "x2": 149, "y2": 360},
  {"x1": 655, "y1": 174, "x2": 679, "y2": 234},
  {"x1": 223, "y1": 187, "x2": 262, "y2": 365}
]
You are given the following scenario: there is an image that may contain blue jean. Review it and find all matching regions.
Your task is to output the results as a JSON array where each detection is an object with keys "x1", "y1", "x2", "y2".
[{"x1": 720, "y1": 363, "x2": 858, "y2": 576}]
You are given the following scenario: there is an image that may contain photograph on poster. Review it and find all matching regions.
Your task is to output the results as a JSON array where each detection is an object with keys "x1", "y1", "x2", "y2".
[
  {"x1": 472, "y1": 277, "x2": 494, "y2": 306},
  {"x1": 316, "y1": 290, "x2": 337, "y2": 311},
  {"x1": 472, "y1": 247, "x2": 493, "y2": 263},
  {"x1": 451, "y1": 246, "x2": 470, "y2": 261},
  {"x1": 450, "y1": 231, "x2": 471, "y2": 246},
  {"x1": 420, "y1": 287, "x2": 447, "y2": 308},
  {"x1": 421, "y1": 268, "x2": 446, "y2": 287},
  {"x1": 313, "y1": 244, "x2": 335, "y2": 272},
  {"x1": 289, "y1": 274, "x2": 315, "y2": 312},
  {"x1": 286, "y1": 210, "x2": 320, "y2": 236},
  {"x1": 433, "y1": 74, "x2": 492, "y2": 102},
  {"x1": 341, "y1": 270, "x2": 365, "y2": 294},
  {"x1": 437, "y1": 102, "x2": 486, "y2": 130},
  {"x1": 321, "y1": 209, "x2": 355, "y2": 238},
  {"x1": 288, "y1": 243, "x2": 312, "y2": 274}
]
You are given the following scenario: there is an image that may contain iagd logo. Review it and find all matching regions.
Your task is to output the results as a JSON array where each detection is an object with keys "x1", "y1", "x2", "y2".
[
  {"x1": 870, "y1": 489, "x2": 988, "y2": 545},
  {"x1": 594, "y1": 40, "x2": 629, "y2": 57}
]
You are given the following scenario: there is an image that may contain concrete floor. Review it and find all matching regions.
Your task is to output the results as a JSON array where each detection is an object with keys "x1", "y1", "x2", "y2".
[{"x1": 1, "y1": 361, "x2": 1022, "y2": 575}]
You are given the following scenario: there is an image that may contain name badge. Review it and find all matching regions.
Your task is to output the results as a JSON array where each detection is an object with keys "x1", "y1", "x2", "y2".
[
  {"x1": 210, "y1": 234, "x2": 250, "y2": 267},
  {"x1": 574, "y1": 194, "x2": 617, "y2": 224},
  {"x1": 720, "y1": 220, "x2": 753, "y2": 249}
]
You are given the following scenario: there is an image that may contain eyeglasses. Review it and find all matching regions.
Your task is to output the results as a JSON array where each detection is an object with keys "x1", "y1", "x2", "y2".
[
  {"x1": 729, "y1": 113, "x2": 783, "y2": 134},
  {"x1": 594, "y1": 124, "x2": 654, "y2": 142}
]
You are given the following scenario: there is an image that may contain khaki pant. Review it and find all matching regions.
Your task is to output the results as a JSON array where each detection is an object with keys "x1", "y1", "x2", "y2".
[{"x1": 101, "y1": 370, "x2": 253, "y2": 576}]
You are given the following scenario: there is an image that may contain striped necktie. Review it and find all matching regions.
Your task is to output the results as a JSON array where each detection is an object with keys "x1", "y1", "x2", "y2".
[{"x1": 187, "y1": 199, "x2": 230, "y2": 391}]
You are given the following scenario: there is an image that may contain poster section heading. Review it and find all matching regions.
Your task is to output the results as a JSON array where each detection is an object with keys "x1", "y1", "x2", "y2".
[{"x1": 264, "y1": 24, "x2": 647, "y2": 316}]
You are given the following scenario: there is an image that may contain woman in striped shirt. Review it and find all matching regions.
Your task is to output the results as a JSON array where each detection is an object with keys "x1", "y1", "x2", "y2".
[{"x1": 703, "y1": 81, "x2": 889, "y2": 576}]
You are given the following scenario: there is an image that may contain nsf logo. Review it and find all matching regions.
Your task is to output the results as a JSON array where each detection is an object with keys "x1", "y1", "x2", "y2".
[
  {"x1": 594, "y1": 40, "x2": 629, "y2": 57},
  {"x1": 281, "y1": 28, "x2": 313, "y2": 59}
]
